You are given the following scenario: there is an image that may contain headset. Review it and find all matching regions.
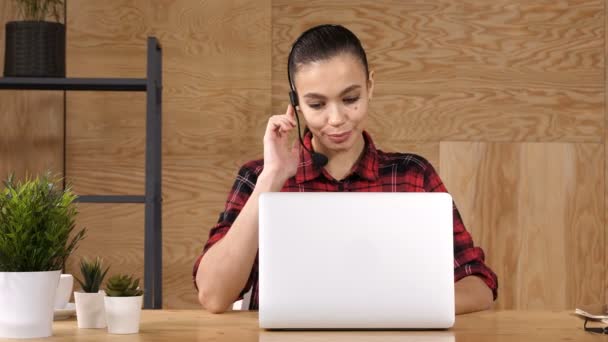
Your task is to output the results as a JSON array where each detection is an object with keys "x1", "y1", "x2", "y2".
[{"x1": 287, "y1": 25, "x2": 334, "y2": 168}]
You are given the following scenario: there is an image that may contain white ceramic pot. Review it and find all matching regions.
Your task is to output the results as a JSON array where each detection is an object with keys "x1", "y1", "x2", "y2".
[
  {"x1": 75, "y1": 291, "x2": 106, "y2": 328},
  {"x1": 54, "y1": 274, "x2": 73, "y2": 309},
  {"x1": 104, "y1": 295, "x2": 143, "y2": 334},
  {"x1": 0, "y1": 270, "x2": 61, "y2": 338}
]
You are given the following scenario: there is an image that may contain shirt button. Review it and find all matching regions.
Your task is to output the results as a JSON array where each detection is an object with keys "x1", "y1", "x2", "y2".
[{"x1": 337, "y1": 183, "x2": 344, "y2": 191}]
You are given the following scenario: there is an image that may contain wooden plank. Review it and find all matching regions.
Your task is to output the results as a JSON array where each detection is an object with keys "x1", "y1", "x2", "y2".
[
  {"x1": 440, "y1": 142, "x2": 604, "y2": 310},
  {"x1": 66, "y1": 91, "x2": 146, "y2": 195},
  {"x1": 65, "y1": 204, "x2": 144, "y2": 292},
  {"x1": 272, "y1": 0, "x2": 603, "y2": 142}
]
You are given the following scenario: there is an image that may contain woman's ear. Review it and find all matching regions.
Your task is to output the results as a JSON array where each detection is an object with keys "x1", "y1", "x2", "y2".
[{"x1": 367, "y1": 70, "x2": 375, "y2": 102}]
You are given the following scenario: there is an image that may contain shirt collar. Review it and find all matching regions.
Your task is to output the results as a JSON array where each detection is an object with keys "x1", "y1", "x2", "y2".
[{"x1": 294, "y1": 130, "x2": 379, "y2": 184}]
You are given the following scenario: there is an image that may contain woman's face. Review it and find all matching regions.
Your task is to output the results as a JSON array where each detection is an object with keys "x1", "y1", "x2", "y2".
[{"x1": 293, "y1": 53, "x2": 374, "y2": 155}]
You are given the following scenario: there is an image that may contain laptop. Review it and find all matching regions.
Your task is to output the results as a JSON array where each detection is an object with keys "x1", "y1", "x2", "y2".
[{"x1": 258, "y1": 192, "x2": 455, "y2": 329}]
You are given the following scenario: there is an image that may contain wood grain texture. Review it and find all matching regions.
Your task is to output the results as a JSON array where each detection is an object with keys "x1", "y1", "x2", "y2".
[
  {"x1": 64, "y1": 204, "x2": 145, "y2": 291},
  {"x1": 50, "y1": 310, "x2": 603, "y2": 342},
  {"x1": 0, "y1": 1, "x2": 64, "y2": 182},
  {"x1": 440, "y1": 142, "x2": 604, "y2": 310},
  {"x1": 605, "y1": 0, "x2": 608, "y2": 307},
  {"x1": 66, "y1": 0, "x2": 271, "y2": 308},
  {"x1": 272, "y1": 0, "x2": 604, "y2": 142},
  {"x1": 65, "y1": 92, "x2": 146, "y2": 195}
]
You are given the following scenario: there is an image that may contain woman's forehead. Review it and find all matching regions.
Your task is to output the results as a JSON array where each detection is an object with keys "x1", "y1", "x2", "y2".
[{"x1": 294, "y1": 54, "x2": 368, "y2": 95}]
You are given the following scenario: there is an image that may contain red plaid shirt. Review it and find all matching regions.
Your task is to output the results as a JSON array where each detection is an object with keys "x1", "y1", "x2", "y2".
[{"x1": 193, "y1": 131, "x2": 498, "y2": 310}]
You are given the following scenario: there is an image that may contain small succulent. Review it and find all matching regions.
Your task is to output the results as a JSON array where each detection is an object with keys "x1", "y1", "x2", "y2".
[
  {"x1": 74, "y1": 257, "x2": 109, "y2": 293},
  {"x1": 105, "y1": 274, "x2": 144, "y2": 297}
]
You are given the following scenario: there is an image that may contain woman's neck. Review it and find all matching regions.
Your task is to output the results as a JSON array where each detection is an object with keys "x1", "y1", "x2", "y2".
[{"x1": 312, "y1": 133, "x2": 366, "y2": 181}]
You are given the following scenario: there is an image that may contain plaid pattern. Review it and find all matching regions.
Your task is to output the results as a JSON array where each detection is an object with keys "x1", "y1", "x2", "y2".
[{"x1": 193, "y1": 131, "x2": 498, "y2": 310}]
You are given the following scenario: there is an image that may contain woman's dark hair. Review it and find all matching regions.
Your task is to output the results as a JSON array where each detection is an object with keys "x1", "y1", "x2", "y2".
[{"x1": 288, "y1": 24, "x2": 369, "y2": 85}]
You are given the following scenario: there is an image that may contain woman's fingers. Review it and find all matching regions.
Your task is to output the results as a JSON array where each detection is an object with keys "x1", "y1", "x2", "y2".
[
  {"x1": 266, "y1": 117, "x2": 295, "y2": 140},
  {"x1": 285, "y1": 104, "x2": 297, "y2": 126},
  {"x1": 265, "y1": 105, "x2": 299, "y2": 140},
  {"x1": 273, "y1": 117, "x2": 296, "y2": 131}
]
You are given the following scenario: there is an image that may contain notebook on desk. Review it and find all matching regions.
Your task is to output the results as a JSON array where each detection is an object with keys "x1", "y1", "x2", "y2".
[
  {"x1": 258, "y1": 192, "x2": 455, "y2": 329},
  {"x1": 575, "y1": 304, "x2": 608, "y2": 323}
]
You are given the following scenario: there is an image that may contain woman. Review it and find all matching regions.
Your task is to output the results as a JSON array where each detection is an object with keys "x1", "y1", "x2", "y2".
[{"x1": 194, "y1": 24, "x2": 498, "y2": 314}]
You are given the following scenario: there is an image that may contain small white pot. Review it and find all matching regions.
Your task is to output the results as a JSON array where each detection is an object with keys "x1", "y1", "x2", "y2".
[
  {"x1": 0, "y1": 270, "x2": 61, "y2": 338},
  {"x1": 104, "y1": 295, "x2": 143, "y2": 334},
  {"x1": 75, "y1": 291, "x2": 106, "y2": 328}
]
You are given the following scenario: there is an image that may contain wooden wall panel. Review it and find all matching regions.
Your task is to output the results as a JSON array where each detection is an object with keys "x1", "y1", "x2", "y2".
[
  {"x1": 67, "y1": 0, "x2": 271, "y2": 308},
  {"x1": 606, "y1": 0, "x2": 608, "y2": 307},
  {"x1": 0, "y1": 1, "x2": 64, "y2": 182},
  {"x1": 64, "y1": 204, "x2": 145, "y2": 291},
  {"x1": 440, "y1": 142, "x2": 604, "y2": 310},
  {"x1": 66, "y1": 92, "x2": 145, "y2": 195},
  {"x1": 272, "y1": 0, "x2": 603, "y2": 143}
]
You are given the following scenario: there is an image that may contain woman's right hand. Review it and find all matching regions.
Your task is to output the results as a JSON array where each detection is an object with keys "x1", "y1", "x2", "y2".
[{"x1": 261, "y1": 104, "x2": 300, "y2": 184}]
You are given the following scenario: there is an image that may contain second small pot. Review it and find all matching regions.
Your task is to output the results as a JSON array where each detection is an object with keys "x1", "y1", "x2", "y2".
[
  {"x1": 74, "y1": 291, "x2": 106, "y2": 329},
  {"x1": 104, "y1": 295, "x2": 143, "y2": 334}
]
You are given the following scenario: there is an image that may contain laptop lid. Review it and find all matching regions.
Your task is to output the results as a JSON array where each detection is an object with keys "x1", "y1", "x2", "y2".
[{"x1": 259, "y1": 192, "x2": 455, "y2": 329}]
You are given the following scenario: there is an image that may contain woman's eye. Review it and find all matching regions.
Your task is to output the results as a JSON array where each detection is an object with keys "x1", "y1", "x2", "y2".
[
  {"x1": 308, "y1": 103, "x2": 323, "y2": 110},
  {"x1": 344, "y1": 97, "x2": 360, "y2": 104}
]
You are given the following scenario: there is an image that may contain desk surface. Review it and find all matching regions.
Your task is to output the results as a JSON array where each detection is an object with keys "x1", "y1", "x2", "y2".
[{"x1": 44, "y1": 310, "x2": 595, "y2": 341}]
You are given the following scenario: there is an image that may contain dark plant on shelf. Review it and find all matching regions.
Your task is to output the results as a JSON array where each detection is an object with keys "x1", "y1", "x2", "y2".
[{"x1": 4, "y1": 0, "x2": 66, "y2": 77}]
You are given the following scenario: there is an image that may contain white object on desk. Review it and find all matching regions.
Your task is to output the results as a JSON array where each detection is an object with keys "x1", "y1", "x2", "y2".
[
  {"x1": 75, "y1": 291, "x2": 106, "y2": 328},
  {"x1": 575, "y1": 304, "x2": 608, "y2": 324},
  {"x1": 259, "y1": 192, "x2": 455, "y2": 329},
  {"x1": 0, "y1": 270, "x2": 61, "y2": 338},
  {"x1": 55, "y1": 274, "x2": 73, "y2": 309},
  {"x1": 105, "y1": 295, "x2": 143, "y2": 334},
  {"x1": 232, "y1": 289, "x2": 253, "y2": 311}
]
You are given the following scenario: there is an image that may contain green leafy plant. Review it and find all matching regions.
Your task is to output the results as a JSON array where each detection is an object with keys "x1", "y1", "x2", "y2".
[
  {"x1": 14, "y1": 0, "x2": 64, "y2": 22},
  {"x1": 74, "y1": 257, "x2": 110, "y2": 293},
  {"x1": 0, "y1": 172, "x2": 86, "y2": 272},
  {"x1": 105, "y1": 274, "x2": 144, "y2": 297}
]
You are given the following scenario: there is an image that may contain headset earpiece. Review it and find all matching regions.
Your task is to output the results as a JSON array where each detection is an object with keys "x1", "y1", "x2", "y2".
[{"x1": 289, "y1": 90, "x2": 299, "y2": 108}]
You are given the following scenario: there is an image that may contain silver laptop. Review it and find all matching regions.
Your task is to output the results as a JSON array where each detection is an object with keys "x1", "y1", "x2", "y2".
[{"x1": 258, "y1": 192, "x2": 455, "y2": 329}]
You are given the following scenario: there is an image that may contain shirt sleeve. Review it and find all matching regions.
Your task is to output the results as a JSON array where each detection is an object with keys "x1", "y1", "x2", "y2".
[
  {"x1": 423, "y1": 160, "x2": 499, "y2": 300},
  {"x1": 192, "y1": 161, "x2": 261, "y2": 300}
]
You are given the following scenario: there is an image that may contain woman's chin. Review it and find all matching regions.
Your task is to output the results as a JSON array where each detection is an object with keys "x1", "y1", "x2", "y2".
[{"x1": 321, "y1": 138, "x2": 356, "y2": 152}]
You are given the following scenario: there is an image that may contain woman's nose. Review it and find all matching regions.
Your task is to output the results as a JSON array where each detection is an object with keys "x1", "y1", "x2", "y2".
[{"x1": 327, "y1": 104, "x2": 346, "y2": 126}]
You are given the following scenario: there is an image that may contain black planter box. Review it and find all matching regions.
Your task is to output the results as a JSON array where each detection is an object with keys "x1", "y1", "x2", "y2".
[{"x1": 4, "y1": 21, "x2": 66, "y2": 77}]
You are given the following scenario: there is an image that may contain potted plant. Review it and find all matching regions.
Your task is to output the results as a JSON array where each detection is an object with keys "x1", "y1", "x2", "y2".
[
  {"x1": 4, "y1": 0, "x2": 66, "y2": 77},
  {"x1": 0, "y1": 173, "x2": 86, "y2": 338},
  {"x1": 74, "y1": 257, "x2": 110, "y2": 329},
  {"x1": 104, "y1": 274, "x2": 144, "y2": 334}
]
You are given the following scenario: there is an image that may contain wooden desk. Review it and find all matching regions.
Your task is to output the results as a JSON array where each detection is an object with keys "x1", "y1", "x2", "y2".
[{"x1": 43, "y1": 310, "x2": 596, "y2": 341}]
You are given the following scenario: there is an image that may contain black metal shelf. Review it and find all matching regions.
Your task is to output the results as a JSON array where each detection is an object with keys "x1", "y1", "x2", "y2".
[
  {"x1": 0, "y1": 77, "x2": 146, "y2": 91},
  {"x1": 76, "y1": 195, "x2": 146, "y2": 203},
  {"x1": 0, "y1": 37, "x2": 163, "y2": 310}
]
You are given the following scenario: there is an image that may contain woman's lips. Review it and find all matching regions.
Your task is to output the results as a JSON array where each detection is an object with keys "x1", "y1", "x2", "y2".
[{"x1": 326, "y1": 131, "x2": 352, "y2": 143}]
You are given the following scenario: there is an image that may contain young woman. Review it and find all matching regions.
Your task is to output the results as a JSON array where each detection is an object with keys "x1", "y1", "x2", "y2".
[{"x1": 194, "y1": 24, "x2": 498, "y2": 314}]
